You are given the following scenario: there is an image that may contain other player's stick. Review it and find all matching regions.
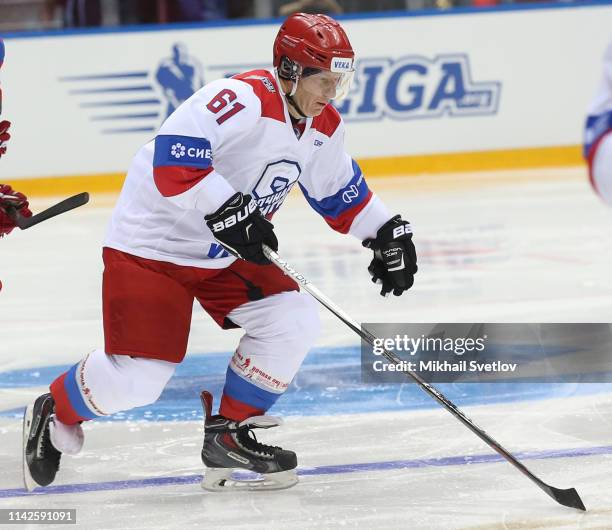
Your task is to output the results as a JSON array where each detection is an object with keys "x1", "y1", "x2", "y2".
[
  {"x1": 6, "y1": 192, "x2": 89, "y2": 230},
  {"x1": 262, "y1": 244, "x2": 586, "y2": 512}
]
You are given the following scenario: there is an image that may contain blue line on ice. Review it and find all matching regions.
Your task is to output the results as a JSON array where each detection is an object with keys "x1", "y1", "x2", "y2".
[
  {"x1": 2, "y1": 444, "x2": 609, "y2": 498},
  {"x1": 1, "y1": 347, "x2": 610, "y2": 420}
]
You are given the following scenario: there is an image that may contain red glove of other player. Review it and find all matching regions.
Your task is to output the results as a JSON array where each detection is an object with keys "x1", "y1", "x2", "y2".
[
  {"x1": 0, "y1": 121, "x2": 10, "y2": 157},
  {"x1": 0, "y1": 183, "x2": 32, "y2": 237}
]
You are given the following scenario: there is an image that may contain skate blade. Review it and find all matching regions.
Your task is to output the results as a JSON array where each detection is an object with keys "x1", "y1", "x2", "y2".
[
  {"x1": 201, "y1": 468, "x2": 298, "y2": 492},
  {"x1": 22, "y1": 404, "x2": 37, "y2": 492}
]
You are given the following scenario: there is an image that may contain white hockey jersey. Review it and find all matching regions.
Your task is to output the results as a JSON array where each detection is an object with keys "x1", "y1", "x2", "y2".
[
  {"x1": 104, "y1": 68, "x2": 390, "y2": 268},
  {"x1": 584, "y1": 40, "x2": 612, "y2": 161}
]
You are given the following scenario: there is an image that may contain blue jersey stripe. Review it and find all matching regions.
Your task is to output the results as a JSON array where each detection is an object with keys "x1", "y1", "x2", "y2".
[
  {"x1": 153, "y1": 134, "x2": 213, "y2": 169},
  {"x1": 300, "y1": 160, "x2": 370, "y2": 220}
]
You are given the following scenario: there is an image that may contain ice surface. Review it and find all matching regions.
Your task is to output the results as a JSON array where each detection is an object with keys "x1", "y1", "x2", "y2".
[{"x1": 1, "y1": 168, "x2": 611, "y2": 529}]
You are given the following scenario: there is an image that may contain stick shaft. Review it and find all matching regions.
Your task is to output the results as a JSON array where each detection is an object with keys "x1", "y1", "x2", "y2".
[{"x1": 262, "y1": 245, "x2": 585, "y2": 510}]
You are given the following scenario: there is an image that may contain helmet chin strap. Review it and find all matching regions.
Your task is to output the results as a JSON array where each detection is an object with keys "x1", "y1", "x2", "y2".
[{"x1": 285, "y1": 79, "x2": 308, "y2": 119}]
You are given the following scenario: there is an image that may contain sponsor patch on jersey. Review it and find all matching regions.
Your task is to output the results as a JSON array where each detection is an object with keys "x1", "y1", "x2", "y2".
[
  {"x1": 299, "y1": 159, "x2": 368, "y2": 219},
  {"x1": 243, "y1": 74, "x2": 276, "y2": 93},
  {"x1": 261, "y1": 77, "x2": 276, "y2": 93},
  {"x1": 341, "y1": 184, "x2": 359, "y2": 204},
  {"x1": 330, "y1": 57, "x2": 353, "y2": 73},
  {"x1": 153, "y1": 134, "x2": 213, "y2": 168}
]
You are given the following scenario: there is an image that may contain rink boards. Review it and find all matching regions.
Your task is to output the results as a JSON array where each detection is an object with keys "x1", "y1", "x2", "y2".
[{"x1": 1, "y1": 2, "x2": 611, "y2": 192}]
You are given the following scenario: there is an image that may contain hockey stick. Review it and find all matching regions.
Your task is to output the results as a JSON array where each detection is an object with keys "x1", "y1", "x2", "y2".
[
  {"x1": 5, "y1": 192, "x2": 89, "y2": 230},
  {"x1": 262, "y1": 245, "x2": 586, "y2": 512}
]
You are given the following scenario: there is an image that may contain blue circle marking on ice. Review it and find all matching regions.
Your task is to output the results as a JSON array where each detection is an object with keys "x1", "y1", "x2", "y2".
[{"x1": 0, "y1": 346, "x2": 610, "y2": 421}]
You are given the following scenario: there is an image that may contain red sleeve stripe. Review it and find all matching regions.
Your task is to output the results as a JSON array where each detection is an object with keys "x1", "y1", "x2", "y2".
[
  {"x1": 153, "y1": 165, "x2": 214, "y2": 197},
  {"x1": 323, "y1": 190, "x2": 373, "y2": 234},
  {"x1": 312, "y1": 105, "x2": 341, "y2": 138},
  {"x1": 233, "y1": 70, "x2": 285, "y2": 123}
]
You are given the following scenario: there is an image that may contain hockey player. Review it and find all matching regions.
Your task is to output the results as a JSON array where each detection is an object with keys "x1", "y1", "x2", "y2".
[
  {"x1": 23, "y1": 13, "x2": 418, "y2": 491},
  {"x1": 0, "y1": 120, "x2": 9, "y2": 159},
  {"x1": 0, "y1": 184, "x2": 31, "y2": 238},
  {"x1": 0, "y1": 40, "x2": 32, "y2": 236},
  {"x1": 584, "y1": 39, "x2": 612, "y2": 205},
  {"x1": 1, "y1": 39, "x2": 12, "y2": 159}
]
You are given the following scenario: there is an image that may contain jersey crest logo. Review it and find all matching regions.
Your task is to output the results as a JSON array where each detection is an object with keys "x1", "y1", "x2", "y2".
[{"x1": 252, "y1": 160, "x2": 301, "y2": 217}]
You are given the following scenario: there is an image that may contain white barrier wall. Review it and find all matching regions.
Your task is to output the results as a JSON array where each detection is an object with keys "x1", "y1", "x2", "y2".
[{"x1": 1, "y1": 4, "x2": 611, "y2": 180}]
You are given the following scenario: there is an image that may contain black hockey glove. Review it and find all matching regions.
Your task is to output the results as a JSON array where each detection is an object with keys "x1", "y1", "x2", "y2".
[
  {"x1": 362, "y1": 215, "x2": 418, "y2": 297},
  {"x1": 205, "y1": 192, "x2": 278, "y2": 265}
]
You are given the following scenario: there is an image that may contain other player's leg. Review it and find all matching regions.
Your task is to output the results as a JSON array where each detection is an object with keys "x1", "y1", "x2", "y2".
[
  {"x1": 23, "y1": 249, "x2": 194, "y2": 490},
  {"x1": 589, "y1": 130, "x2": 612, "y2": 205}
]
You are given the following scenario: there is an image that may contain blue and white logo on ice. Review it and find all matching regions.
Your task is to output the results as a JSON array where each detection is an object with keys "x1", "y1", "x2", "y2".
[{"x1": 335, "y1": 54, "x2": 501, "y2": 122}]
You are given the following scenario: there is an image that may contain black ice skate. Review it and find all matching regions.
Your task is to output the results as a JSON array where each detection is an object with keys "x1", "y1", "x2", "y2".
[
  {"x1": 200, "y1": 390, "x2": 298, "y2": 492},
  {"x1": 22, "y1": 393, "x2": 61, "y2": 491},
  {"x1": 22, "y1": 393, "x2": 83, "y2": 491}
]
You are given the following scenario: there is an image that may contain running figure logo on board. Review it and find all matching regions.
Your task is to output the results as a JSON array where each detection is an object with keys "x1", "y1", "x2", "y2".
[{"x1": 156, "y1": 43, "x2": 205, "y2": 119}]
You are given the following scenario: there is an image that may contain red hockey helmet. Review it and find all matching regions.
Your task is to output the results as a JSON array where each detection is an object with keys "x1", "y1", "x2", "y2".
[{"x1": 273, "y1": 13, "x2": 355, "y2": 100}]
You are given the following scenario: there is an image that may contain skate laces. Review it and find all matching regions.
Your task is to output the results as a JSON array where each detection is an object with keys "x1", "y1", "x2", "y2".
[
  {"x1": 236, "y1": 415, "x2": 284, "y2": 456},
  {"x1": 237, "y1": 427, "x2": 282, "y2": 456}
]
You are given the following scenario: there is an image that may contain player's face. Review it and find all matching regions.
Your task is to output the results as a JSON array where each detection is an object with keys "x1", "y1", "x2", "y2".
[{"x1": 295, "y1": 71, "x2": 343, "y2": 116}]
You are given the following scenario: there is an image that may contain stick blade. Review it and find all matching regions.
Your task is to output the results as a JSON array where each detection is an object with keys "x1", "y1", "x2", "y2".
[
  {"x1": 14, "y1": 192, "x2": 89, "y2": 229},
  {"x1": 546, "y1": 486, "x2": 586, "y2": 511}
]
